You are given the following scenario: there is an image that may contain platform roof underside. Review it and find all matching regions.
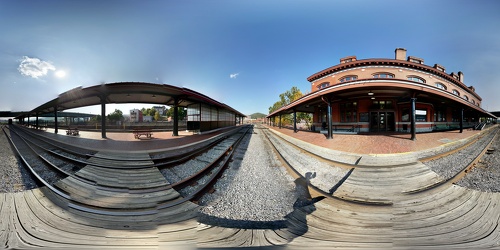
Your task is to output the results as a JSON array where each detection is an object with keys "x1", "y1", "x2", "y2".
[
  {"x1": 17, "y1": 82, "x2": 245, "y2": 118},
  {"x1": 267, "y1": 81, "x2": 497, "y2": 119}
]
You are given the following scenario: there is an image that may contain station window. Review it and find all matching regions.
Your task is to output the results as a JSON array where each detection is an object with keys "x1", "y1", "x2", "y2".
[
  {"x1": 373, "y1": 73, "x2": 395, "y2": 78},
  {"x1": 318, "y1": 82, "x2": 330, "y2": 90},
  {"x1": 339, "y1": 75, "x2": 358, "y2": 83},
  {"x1": 463, "y1": 95, "x2": 469, "y2": 101},
  {"x1": 340, "y1": 102, "x2": 357, "y2": 122},
  {"x1": 187, "y1": 104, "x2": 201, "y2": 121},
  {"x1": 434, "y1": 108, "x2": 447, "y2": 122},
  {"x1": 407, "y1": 76, "x2": 425, "y2": 83},
  {"x1": 401, "y1": 109, "x2": 427, "y2": 122},
  {"x1": 472, "y1": 99, "x2": 475, "y2": 105},
  {"x1": 435, "y1": 82, "x2": 447, "y2": 90},
  {"x1": 452, "y1": 89, "x2": 460, "y2": 96},
  {"x1": 371, "y1": 100, "x2": 393, "y2": 110}
]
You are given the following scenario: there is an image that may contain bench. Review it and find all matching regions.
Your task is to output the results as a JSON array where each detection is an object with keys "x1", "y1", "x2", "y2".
[
  {"x1": 133, "y1": 129, "x2": 153, "y2": 139},
  {"x1": 433, "y1": 124, "x2": 449, "y2": 131},
  {"x1": 66, "y1": 127, "x2": 79, "y2": 136}
]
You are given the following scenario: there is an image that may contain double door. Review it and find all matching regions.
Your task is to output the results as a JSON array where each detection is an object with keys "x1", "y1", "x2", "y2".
[{"x1": 370, "y1": 111, "x2": 395, "y2": 132}]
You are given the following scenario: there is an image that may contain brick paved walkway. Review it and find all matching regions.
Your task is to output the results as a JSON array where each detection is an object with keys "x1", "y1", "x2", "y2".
[
  {"x1": 29, "y1": 127, "x2": 234, "y2": 152},
  {"x1": 266, "y1": 125, "x2": 482, "y2": 155}
]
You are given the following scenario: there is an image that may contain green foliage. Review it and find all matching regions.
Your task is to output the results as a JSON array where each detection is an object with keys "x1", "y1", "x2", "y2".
[
  {"x1": 268, "y1": 86, "x2": 304, "y2": 126},
  {"x1": 107, "y1": 109, "x2": 123, "y2": 122},
  {"x1": 154, "y1": 112, "x2": 161, "y2": 121},
  {"x1": 90, "y1": 115, "x2": 102, "y2": 122},
  {"x1": 166, "y1": 107, "x2": 187, "y2": 120},
  {"x1": 141, "y1": 107, "x2": 157, "y2": 117},
  {"x1": 250, "y1": 113, "x2": 266, "y2": 119}
]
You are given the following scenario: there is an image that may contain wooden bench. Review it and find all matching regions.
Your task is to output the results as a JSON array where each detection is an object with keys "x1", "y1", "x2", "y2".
[
  {"x1": 66, "y1": 127, "x2": 79, "y2": 136},
  {"x1": 133, "y1": 129, "x2": 153, "y2": 139}
]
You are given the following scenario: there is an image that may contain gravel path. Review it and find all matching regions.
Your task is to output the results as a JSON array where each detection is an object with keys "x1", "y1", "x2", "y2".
[
  {"x1": 0, "y1": 126, "x2": 38, "y2": 193},
  {"x1": 198, "y1": 125, "x2": 298, "y2": 229},
  {"x1": 457, "y1": 127, "x2": 500, "y2": 192},
  {"x1": 263, "y1": 127, "x2": 350, "y2": 194}
]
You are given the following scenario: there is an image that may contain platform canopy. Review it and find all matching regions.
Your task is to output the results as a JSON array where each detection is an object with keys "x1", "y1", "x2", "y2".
[{"x1": 17, "y1": 82, "x2": 245, "y2": 118}]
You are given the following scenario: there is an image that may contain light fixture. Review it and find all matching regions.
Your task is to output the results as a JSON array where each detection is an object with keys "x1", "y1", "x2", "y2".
[
  {"x1": 371, "y1": 97, "x2": 375, "y2": 100},
  {"x1": 152, "y1": 94, "x2": 156, "y2": 98},
  {"x1": 368, "y1": 91, "x2": 374, "y2": 96}
]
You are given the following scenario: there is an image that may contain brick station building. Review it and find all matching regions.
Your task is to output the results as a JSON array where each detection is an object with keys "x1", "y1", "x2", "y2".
[{"x1": 267, "y1": 48, "x2": 496, "y2": 140}]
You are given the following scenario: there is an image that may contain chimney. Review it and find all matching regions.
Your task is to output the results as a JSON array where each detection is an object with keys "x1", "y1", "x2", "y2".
[
  {"x1": 395, "y1": 48, "x2": 407, "y2": 60},
  {"x1": 458, "y1": 71, "x2": 464, "y2": 83}
]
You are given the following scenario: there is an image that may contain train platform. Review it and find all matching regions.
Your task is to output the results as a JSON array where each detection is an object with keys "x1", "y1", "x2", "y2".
[
  {"x1": 23, "y1": 126, "x2": 236, "y2": 153},
  {"x1": 265, "y1": 125, "x2": 494, "y2": 155}
]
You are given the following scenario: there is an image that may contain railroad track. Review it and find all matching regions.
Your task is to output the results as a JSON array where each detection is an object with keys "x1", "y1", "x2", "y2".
[
  {"x1": 261, "y1": 124, "x2": 499, "y2": 204},
  {"x1": 0, "y1": 124, "x2": 252, "y2": 249},
  {"x1": 2, "y1": 123, "x2": 500, "y2": 249},
  {"x1": 258, "y1": 124, "x2": 500, "y2": 249}
]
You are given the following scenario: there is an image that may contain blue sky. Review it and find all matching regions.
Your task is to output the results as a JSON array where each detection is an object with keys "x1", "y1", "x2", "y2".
[{"x1": 1, "y1": 0, "x2": 500, "y2": 116}]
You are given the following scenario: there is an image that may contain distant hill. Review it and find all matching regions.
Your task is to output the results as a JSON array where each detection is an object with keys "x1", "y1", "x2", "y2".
[{"x1": 250, "y1": 113, "x2": 266, "y2": 119}]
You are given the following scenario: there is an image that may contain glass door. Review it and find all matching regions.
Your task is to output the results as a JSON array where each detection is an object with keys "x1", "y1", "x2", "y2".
[{"x1": 370, "y1": 111, "x2": 395, "y2": 132}]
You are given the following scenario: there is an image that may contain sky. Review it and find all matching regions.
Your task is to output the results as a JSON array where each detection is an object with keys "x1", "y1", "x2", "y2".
[{"x1": 1, "y1": 0, "x2": 500, "y2": 116}]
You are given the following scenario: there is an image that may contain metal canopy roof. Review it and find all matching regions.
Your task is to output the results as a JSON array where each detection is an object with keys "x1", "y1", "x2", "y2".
[{"x1": 19, "y1": 82, "x2": 245, "y2": 118}]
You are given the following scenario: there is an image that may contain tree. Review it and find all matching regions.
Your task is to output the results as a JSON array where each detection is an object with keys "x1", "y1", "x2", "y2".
[
  {"x1": 268, "y1": 86, "x2": 304, "y2": 126},
  {"x1": 107, "y1": 109, "x2": 124, "y2": 122},
  {"x1": 166, "y1": 107, "x2": 187, "y2": 121},
  {"x1": 154, "y1": 112, "x2": 161, "y2": 121}
]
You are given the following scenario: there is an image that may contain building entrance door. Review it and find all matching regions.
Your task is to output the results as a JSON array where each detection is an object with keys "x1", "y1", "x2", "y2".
[{"x1": 370, "y1": 111, "x2": 395, "y2": 132}]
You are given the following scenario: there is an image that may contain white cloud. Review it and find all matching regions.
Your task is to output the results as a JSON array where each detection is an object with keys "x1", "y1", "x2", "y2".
[
  {"x1": 18, "y1": 56, "x2": 56, "y2": 79},
  {"x1": 229, "y1": 73, "x2": 239, "y2": 79}
]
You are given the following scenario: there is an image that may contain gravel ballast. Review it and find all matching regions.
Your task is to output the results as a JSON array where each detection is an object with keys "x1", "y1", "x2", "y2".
[
  {"x1": 456, "y1": 127, "x2": 500, "y2": 192},
  {"x1": 0, "y1": 126, "x2": 38, "y2": 193},
  {"x1": 198, "y1": 126, "x2": 298, "y2": 229},
  {"x1": 424, "y1": 127, "x2": 498, "y2": 179}
]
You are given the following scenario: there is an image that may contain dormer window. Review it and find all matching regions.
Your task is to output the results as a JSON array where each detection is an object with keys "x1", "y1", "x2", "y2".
[
  {"x1": 435, "y1": 82, "x2": 447, "y2": 90},
  {"x1": 463, "y1": 95, "x2": 469, "y2": 101},
  {"x1": 373, "y1": 73, "x2": 394, "y2": 78},
  {"x1": 340, "y1": 56, "x2": 357, "y2": 64},
  {"x1": 407, "y1": 76, "x2": 425, "y2": 83},
  {"x1": 339, "y1": 75, "x2": 358, "y2": 83},
  {"x1": 452, "y1": 89, "x2": 460, "y2": 96},
  {"x1": 408, "y1": 56, "x2": 424, "y2": 64},
  {"x1": 434, "y1": 64, "x2": 446, "y2": 72}
]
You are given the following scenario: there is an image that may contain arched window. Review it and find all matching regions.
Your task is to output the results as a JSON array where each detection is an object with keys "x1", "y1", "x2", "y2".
[
  {"x1": 435, "y1": 82, "x2": 447, "y2": 90},
  {"x1": 472, "y1": 99, "x2": 475, "y2": 105},
  {"x1": 464, "y1": 95, "x2": 469, "y2": 101},
  {"x1": 407, "y1": 76, "x2": 425, "y2": 83},
  {"x1": 318, "y1": 82, "x2": 329, "y2": 90},
  {"x1": 373, "y1": 72, "x2": 395, "y2": 78},
  {"x1": 452, "y1": 89, "x2": 460, "y2": 96},
  {"x1": 339, "y1": 75, "x2": 358, "y2": 83}
]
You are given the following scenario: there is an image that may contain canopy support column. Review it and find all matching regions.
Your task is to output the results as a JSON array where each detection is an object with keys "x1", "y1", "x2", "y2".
[
  {"x1": 100, "y1": 96, "x2": 106, "y2": 139},
  {"x1": 172, "y1": 97, "x2": 179, "y2": 136},
  {"x1": 411, "y1": 97, "x2": 417, "y2": 141},
  {"x1": 54, "y1": 107, "x2": 58, "y2": 134},
  {"x1": 293, "y1": 109, "x2": 297, "y2": 133},
  {"x1": 460, "y1": 108, "x2": 464, "y2": 133}
]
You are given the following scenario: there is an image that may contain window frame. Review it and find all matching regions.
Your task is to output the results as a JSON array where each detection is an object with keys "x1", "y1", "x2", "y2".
[
  {"x1": 339, "y1": 75, "x2": 358, "y2": 83},
  {"x1": 435, "y1": 82, "x2": 447, "y2": 90},
  {"x1": 407, "y1": 75, "x2": 426, "y2": 83},
  {"x1": 373, "y1": 72, "x2": 395, "y2": 79}
]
